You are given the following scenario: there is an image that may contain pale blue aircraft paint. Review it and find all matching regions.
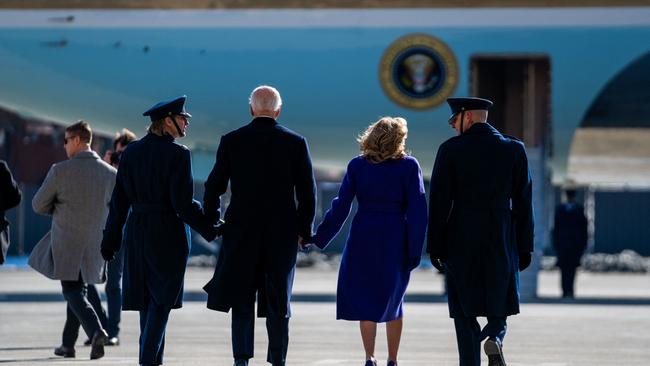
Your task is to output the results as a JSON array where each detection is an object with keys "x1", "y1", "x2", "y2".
[{"x1": 1, "y1": 8, "x2": 649, "y2": 181}]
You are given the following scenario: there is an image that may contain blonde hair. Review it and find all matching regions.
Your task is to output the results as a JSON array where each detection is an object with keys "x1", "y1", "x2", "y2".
[
  {"x1": 357, "y1": 117, "x2": 408, "y2": 163},
  {"x1": 147, "y1": 119, "x2": 166, "y2": 136}
]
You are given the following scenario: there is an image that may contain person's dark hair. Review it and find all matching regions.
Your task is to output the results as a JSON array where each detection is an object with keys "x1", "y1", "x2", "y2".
[
  {"x1": 65, "y1": 120, "x2": 92, "y2": 144},
  {"x1": 113, "y1": 128, "x2": 137, "y2": 149},
  {"x1": 565, "y1": 189, "x2": 577, "y2": 200}
]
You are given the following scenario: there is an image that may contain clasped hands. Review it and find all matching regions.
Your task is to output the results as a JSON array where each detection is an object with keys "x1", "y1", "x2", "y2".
[{"x1": 298, "y1": 234, "x2": 315, "y2": 252}]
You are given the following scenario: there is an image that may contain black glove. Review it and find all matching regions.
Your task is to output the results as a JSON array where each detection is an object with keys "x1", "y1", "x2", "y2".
[
  {"x1": 202, "y1": 219, "x2": 225, "y2": 242},
  {"x1": 214, "y1": 220, "x2": 226, "y2": 238},
  {"x1": 519, "y1": 252, "x2": 532, "y2": 271},
  {"x1": 101, "y1": 247, "x2": 115, "y2": 261},
  {"x1": 429, "y1": 255, "x2": 445, "y2": 273}
]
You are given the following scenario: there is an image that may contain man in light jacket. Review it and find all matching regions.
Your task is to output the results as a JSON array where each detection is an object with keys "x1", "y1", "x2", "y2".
[{"x1": 31, "y1": 121, "x2": 116, "y2": 360}]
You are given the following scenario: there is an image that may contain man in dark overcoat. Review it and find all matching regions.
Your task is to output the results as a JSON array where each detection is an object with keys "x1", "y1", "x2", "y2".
[
  {"x1": 0, "y1": 159, "x2": 21, "y2": 264},
  {"x1": 427, "y1": 97, "x2": 534, "y2": 366},
  {"x1": 202, "y1": 85, "x2": 316, "y2": 366},
  {"x1": 101, "y1": 96, "x2": 217, "y2": 366},
  {"x1": 552, "y1": 188, "x2": 588, "y2": 299}
]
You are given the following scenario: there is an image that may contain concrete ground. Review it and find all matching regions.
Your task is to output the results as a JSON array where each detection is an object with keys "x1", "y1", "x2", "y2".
[{"x1": 1, "y1": 267, "x2": 649, "y2": 365}]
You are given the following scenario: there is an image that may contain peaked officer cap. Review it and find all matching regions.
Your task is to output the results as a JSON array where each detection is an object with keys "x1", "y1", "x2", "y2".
[
  {"x1": 446, "y1": 97, "x2": 493, "y2": 119},
  {"x1": 143, "y1": 95, "x2": 192, "y2": 121}
]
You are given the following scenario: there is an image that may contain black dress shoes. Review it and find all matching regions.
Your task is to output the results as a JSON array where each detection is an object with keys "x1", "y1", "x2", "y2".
[
  {"x1": 234, "y1": 359, "x2": 249, "y2": 366},
  {"x1": 89, "y1": 329, "x2": 108, "y2": 360},
  {"x1": 484, "y1": 338, "x2": 507, "y2": 366},
  {"x1": 54, "y1": 345, "x2": 76, "y2": 358}
]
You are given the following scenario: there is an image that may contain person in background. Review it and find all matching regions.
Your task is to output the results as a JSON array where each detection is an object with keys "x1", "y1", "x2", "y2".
[
  {"x1": 86, "y1": 128, "x2": 138, "y2": 347},
  {"x1": 30, "y1": 121, "x2": 115, "y2": 360},
  {"x1": 0, "y1": 159, "x2": 22, "y2": 265},
  {"x1": 310, "y1": 117, "x2": 427, "y2": 366},
  {"x1": 552, "y1": 188, "x2": 588, "y2": 299}
]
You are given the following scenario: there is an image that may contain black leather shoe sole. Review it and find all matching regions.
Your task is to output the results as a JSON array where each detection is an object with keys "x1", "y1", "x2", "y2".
[
  {"x1": 54, "y1": 346, "x2": 75, "y2": 358},
  {"x1": 90, "y1": 331, "x2": 107, "y2": 360},
  {"x1": 484, "y1": 339, "x2": 507, "y2": 366}
]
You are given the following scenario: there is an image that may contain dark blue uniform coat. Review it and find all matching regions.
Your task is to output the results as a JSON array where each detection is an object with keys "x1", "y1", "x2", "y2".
[
  {"x1": 427, "y1": 123, "x2": 534, "y2": 318},
  {"x1": 102, "y1": 133, "x2": 213, "y2": 310},
  {"x1": 202, "y1": 117, "x2": 316, "y2": 318},
  {"x1": 552, "y1": 203, "x2": 587, "y2": 269}
]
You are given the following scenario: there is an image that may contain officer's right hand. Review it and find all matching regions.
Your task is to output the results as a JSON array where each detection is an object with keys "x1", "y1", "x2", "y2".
[
  {"x1": 429, "y1": 255, "x2": 445, "y2": 273},
  {"x1": 101, "y1": 247, "x2": 115, "y2": 261},
  {"x1": 519, "y1": 252, "x2": 532, "y2": 271}
]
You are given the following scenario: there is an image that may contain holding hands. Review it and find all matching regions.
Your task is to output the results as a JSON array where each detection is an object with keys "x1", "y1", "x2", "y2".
[{"x1": 298, "y1": 234, "x2": 315, "y2": 252}]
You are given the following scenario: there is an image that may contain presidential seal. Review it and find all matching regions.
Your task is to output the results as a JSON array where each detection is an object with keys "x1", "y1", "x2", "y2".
[{"x1": 379, "y1": 34, "x2": 458, "y2": 109}]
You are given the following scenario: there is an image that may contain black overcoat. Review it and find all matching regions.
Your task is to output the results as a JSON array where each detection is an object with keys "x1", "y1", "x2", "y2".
[
  {"x1": 427, "y1": 123, "x2": 534, "y2": 318},
  {"x1": 202, "y1": 117, "x2": 316, "y2": 317},
  {"x1": 0, "y1": 160, "x2": 21, "y2": 215},
  {"x1": 1, "y1": 160, "x2": 21, "y2": 264},
  {"x1": 552, "y1": 203, "x2": 587, "y2": 269},
  {"x1": 102, "y1": 133, "x2": 213, "y2": 310}
]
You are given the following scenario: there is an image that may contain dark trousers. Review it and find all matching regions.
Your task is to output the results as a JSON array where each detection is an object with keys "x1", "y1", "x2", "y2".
[
  {"x1": 60, "y1": 276, "x2": 105, "y2": 348},
  {"x1": 139, "y1": 296, "x2": 172, "y2": 366},
  {"x1": 105, "y1": 245, "x2": 124, "y2": 337},
  {"x1": 453, "y1": 316, "x2": 507, "y2": 366},
  {"x1": 86, "y1": 285, "x2": 108, "y2": 329},
  {"x1": 560, "y1": 265, "x2": 577, "y2": 298},
  {"x1": 232, "y1": 303, "x2": 289, "y2": 366}
]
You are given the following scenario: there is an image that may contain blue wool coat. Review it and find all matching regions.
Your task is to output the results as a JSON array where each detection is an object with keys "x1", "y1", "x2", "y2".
[
  {"x1": 313, "y1": 156, "x2": 427, "y2": 322},
  {"x1": 102, "y1": 133, "x2": 214, "y2": 310},
  {"x1": 427, "y1": 123, "x2": 534, "y2": 318}
]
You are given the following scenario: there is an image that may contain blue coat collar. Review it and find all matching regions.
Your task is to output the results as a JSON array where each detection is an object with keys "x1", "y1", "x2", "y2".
[
  {"x1": 145, "y1": 132, "x2": 174, "y2": 142},
  {"x1": 463, "y1": 122, "x2": 500, "y2": 136}
]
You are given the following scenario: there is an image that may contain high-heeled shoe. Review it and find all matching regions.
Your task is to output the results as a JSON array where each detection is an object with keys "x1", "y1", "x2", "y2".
[{"x1": 364, "y1": 358, "x2": 377, "y2": 366}]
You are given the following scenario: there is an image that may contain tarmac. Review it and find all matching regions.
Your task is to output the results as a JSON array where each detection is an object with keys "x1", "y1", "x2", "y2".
[{"x1": 1, "y1": 265, "x2": 649, "y2": 365}]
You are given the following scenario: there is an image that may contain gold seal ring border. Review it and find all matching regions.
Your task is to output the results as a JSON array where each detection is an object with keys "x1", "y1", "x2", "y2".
[{"x1": 379, "y1": 33, "x2": 458, "y2": 110}]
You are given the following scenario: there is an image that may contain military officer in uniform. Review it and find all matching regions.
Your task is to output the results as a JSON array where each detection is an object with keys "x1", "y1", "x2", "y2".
[
  {"x1": 552, "y1": 188, "x2": 588, "y2": 299},
  {"x1": 101, "y1": 96, "x2": 218, "y2": 366},
  {"x1": 427, "y1": 97, "x2": 534, "y2": 366},
  {"x1": 202, "y1": 85, "x2": 316, "y2": 366}
]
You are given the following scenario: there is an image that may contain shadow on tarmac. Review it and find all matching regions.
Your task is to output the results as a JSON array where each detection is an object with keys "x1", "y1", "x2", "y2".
[{"x1": 2, "y1": 292, "x2": 650, "y2": 306}]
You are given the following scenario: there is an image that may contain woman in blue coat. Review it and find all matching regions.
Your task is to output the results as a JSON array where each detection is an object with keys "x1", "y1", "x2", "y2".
[{"x1": 311, "y1": 117, "x2": 427, "y2": 366}]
